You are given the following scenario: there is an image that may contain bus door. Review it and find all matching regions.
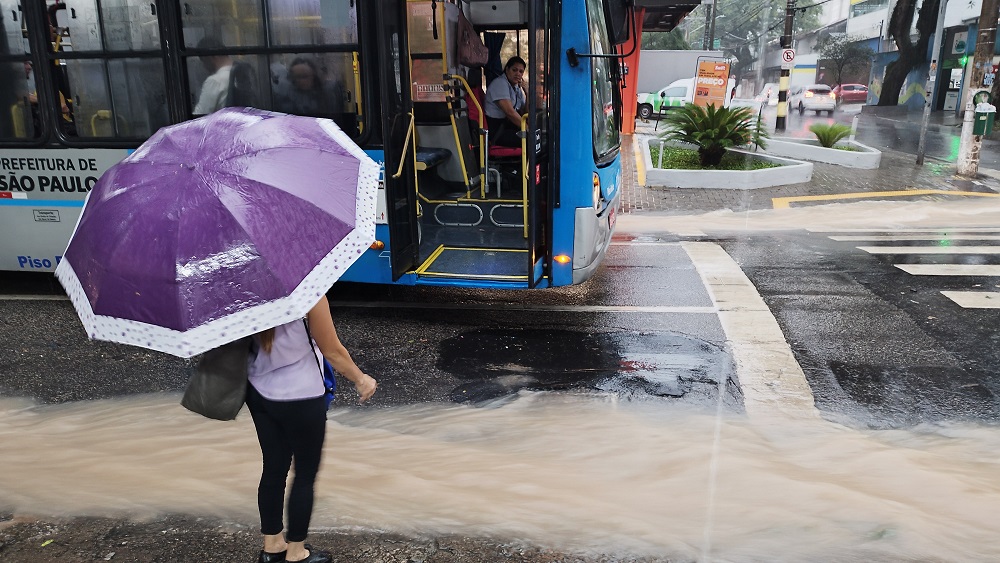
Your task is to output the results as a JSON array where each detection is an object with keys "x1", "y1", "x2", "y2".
[
  {"x1": 378, "y1": 0, "x2": 419, "y2": 280},
  {"x1": 526, "y1": 0, "x2": 553, "y2": 288}
]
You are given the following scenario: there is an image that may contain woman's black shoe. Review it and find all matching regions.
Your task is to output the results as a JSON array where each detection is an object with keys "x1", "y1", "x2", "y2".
[
  {"x1": 287, "y1": 544, "x2": 331, "y2": 563},
  {"x1": 257, "y1": 549, "x2": 286, "y2": 563}
]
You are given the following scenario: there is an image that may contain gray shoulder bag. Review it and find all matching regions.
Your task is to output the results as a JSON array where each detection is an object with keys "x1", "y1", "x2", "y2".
[{"x1": 181, "y1": 336, "x2": 253, "y2": 420}]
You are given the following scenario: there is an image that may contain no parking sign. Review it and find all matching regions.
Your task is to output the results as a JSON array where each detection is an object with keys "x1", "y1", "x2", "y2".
[{"x1": 781, "y1": 48, "x2": 795, "y2": 69}]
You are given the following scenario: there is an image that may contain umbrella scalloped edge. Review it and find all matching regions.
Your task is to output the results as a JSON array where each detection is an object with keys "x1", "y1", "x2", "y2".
[{"x1": 55, "y1": 121, "x2": 379, "y2": 359}]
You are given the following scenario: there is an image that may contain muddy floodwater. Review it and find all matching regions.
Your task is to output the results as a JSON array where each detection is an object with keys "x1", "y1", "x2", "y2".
[{"x1": 2, "y1": 392, "x2": 999, "y2": 562}]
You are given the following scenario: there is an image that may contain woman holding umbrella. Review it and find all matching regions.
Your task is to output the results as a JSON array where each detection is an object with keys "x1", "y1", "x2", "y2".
[
  {"x1": 250, "y1": 296, "x2": 377, "y2": 563},
  {"x1": 53, "y1": 107, "x2": 383, "y2": 563}
]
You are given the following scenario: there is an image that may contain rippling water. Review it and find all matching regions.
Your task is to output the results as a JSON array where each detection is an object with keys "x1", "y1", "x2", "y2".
[{"x1": 2, "y1": 392, "x2": 1000, "y2": 562}]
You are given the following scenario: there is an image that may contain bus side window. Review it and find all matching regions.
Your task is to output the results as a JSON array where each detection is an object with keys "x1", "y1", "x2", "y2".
[
  {"x1": 186, "y1": 49, "x2": 270, "y2": 116},
  {"x1": 0, "y1": 61, "x2": 39, "y2": 140},
  {"x1": 55, "y1": 0, "x2": 167, "y2": 139},
  {"x1": 270, "y1": 52, "x2": 358, "y2": 137},
  {"x1": 0, "y1": 0, "x2": 39, "y2": 140}
]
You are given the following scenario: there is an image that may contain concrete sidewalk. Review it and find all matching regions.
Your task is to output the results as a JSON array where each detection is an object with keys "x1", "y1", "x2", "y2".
[{"x1": 620, "y1": 112, "x2": 1000, "y2": 216}]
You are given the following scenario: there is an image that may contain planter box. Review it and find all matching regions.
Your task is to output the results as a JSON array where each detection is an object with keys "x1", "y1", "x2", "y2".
[
  {"x1": 641, "y1": 137, "x2": 813, "y2": 190},
  {"x1": 764, "y1": 137, "x2": 881, "y2": 169}
]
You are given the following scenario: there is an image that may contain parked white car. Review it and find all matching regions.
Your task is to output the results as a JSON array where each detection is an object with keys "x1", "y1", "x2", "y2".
[{"x1": 789, "y1": 84, "x2": 837, "y2": 116}]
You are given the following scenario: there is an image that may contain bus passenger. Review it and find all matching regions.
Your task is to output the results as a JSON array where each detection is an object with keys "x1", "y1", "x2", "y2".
[
  {"x1": 483, "y1": 56, "x2": 527, "y2": 148},
  {"x1": 274, "y1": 57, "x2": 343, "y2": 117},
  {"x1": 193, "y1": 37, "x2": 233, "y2": 115}
]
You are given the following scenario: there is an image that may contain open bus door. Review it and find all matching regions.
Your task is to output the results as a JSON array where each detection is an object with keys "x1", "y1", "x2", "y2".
[
  {"x1": 526, "y1": 0, "x2": 552, "y2": 288},
  {"x1": 379, "y1": 0, "x2": 420, "y2": 280}
]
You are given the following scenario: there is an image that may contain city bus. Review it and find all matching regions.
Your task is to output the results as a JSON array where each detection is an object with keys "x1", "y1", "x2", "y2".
[{"x1": 0, "y1": 0, "x2": 665, "y2": 288}]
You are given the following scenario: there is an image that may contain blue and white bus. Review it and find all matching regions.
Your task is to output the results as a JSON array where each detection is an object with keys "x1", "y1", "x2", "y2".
[{"x1": 0, "y1": 0, "x2": 694, "y2": 288}]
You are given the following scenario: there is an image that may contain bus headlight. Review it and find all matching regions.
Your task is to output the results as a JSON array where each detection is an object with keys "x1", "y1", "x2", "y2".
[{"x1": 592, "y1": 172, "x2": 601, "y2": 210}]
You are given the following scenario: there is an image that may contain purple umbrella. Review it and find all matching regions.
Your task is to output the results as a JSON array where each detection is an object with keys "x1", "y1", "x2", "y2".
[{"x1": 55, "y1": 108, "x2": 378, "y2": 358}]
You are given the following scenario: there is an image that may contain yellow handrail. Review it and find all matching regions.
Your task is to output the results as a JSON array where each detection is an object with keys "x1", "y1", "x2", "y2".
[
  {"x1": 391, "y1": 112, "x2": 415, "y2": 180},
  {"x1": 450, "y1": 73, "x2": 487, "y2": 197}
]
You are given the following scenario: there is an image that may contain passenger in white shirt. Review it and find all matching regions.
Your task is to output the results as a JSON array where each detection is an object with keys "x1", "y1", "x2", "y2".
[{"x1": 193, "y1": 37, "x2": 233, "y2": 115}]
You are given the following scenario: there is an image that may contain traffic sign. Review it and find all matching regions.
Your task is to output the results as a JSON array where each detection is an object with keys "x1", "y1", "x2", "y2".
[{"x1": 780, "y1": 48, "x2": 796, "y2": 69}]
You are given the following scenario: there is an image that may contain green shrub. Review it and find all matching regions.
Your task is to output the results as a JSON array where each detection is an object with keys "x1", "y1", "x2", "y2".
[
  {"x1": 809, "y1": 123, "x2": 852, "y2": 148},
  {"x1": 658, "y1": 104, "x2": 769, "y2": 167}
]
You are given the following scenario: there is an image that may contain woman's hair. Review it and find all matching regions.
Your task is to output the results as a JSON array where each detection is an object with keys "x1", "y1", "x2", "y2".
[
  {"x1": 287, "y1": 57, "x2": 323, "y2": 91},
  {"x1": 504, "y1": 56, "x2": 526, "y2": 71},
  {"x1": 255, "y1": 328, "x2": 276, "y2": 354}
]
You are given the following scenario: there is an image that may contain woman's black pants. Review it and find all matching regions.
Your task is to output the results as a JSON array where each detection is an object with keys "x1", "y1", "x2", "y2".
[{"x1": 246, "y1": 385, "x2": 327, "y2": 542}]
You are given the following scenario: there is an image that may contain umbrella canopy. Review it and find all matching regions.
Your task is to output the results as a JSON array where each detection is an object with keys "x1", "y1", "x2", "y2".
[{"x1": 55, "y1": 108, "x2": 379, "y2": 358}]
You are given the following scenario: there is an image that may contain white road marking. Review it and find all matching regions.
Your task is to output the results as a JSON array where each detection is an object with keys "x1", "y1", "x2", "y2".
[
  {"x1": 809, "y1": 227, "x2": 1000, "y2": 233},
  {"x1": 610, "y1": 241, "x2": 682, "y2": 246},
  {"x1": 328, "y1": 301, "x2": 716, "y2": 314},
  {"x1": 682, "y1": 241, "x2": 820, "y2": 421},
  {"x1": 858, "y1": 246, "x2": 1000, "y2": 254},
  {"x1": 831, "y1": 235, "x2": 1000, "y2": 241},
  {"x1": 895, "y1": 264, "x2": 1000, "y2": 276},
  {"x1": 940, "y1": 291, "x2": 1000, "y2": 308}
]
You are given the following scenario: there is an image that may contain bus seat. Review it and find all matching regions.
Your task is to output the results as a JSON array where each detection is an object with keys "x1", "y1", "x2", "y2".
[
  {"x1": 488, "y1": 145, "x2": 521, "y2": 159},
  {"x1": 415, "y1": 146, "x2": 451, "y2": 171},
  {"x1": 10, "y1": 103, "x2": 27, "y2": 138}
]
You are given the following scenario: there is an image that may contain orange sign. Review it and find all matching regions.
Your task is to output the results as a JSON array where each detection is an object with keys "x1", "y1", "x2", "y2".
[{"x1": 693, "y1": 61, "x2": 731, "y2": 108}]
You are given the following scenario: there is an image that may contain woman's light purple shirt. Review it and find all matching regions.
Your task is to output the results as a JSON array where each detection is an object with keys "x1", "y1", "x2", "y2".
[{"x1": 248, "y1": 320, "x2": 325, "y2": 401}]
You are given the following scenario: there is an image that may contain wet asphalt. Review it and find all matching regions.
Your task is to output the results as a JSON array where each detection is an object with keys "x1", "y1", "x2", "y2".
[
  {"x1": 2, "y1": 106, "x2": 999, "y2": 429},
  {"x1": 0, "y1": 239, "x2": 741, "y2": 414}
]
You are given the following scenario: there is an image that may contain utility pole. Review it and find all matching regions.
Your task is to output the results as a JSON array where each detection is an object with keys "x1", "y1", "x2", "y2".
[
  {"x1": 956, "y1": 0, "x2": 999, "y2": 175},
  {"x1": 756, "y1": 3, "x2": 772, "y2": 93},
  {"x1": 709, "y1": 0, "x2": 721, "y2": 50},
  {"x1": 775, "y1": 0, "x2": 796, "y2": 132},
  {"x1": 917, "y1": 0, "x2": 949, "y2": 165},
  {"x1": 702, "y1": 0, "x2": 714, "y2": 50}
]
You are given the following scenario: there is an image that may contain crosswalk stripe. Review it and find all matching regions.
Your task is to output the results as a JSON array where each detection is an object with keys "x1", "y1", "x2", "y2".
[
  {"x1": 858, "y1": 246, "x2": 1000, "y2": 254},
  {"x1": 832, "y1": 235, "x2": 1000, "y2": 241},
  {"x1": 895, "y1": 264, "x2": 1000, "y2": 276},
  {"x1": 940, "y1": 291, "x2": 1000, "y2": 308}
]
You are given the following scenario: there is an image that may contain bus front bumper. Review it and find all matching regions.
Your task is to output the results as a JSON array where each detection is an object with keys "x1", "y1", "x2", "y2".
[{"x1": 572, "y1": 194, "x2": 618, "y2": 285}]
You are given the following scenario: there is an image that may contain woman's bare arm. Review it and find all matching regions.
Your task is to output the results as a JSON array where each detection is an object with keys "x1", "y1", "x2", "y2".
[{"x1": 307, "y1": 296, "x2": 377, "y2": 403}]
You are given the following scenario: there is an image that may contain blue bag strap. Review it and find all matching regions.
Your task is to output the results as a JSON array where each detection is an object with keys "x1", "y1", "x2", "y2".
[{"x1": 301, "y1": 319, "x2": 326, "y2": 384}]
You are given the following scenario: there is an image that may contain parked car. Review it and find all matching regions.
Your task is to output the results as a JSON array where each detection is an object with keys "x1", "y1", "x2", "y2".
[
  {"x1": 833, "y1": 83, "x2": 869, "y2": 105},
  {"x1": 788, "y1": 84, "x2": 836, "y2": 115}
]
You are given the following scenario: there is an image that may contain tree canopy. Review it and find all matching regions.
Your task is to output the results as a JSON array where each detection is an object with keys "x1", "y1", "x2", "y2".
[
  {"x1": 816, "y1": 35, "x2": 875, "y2": 86},
  {"x1": 642, "y1": 30, "x2": 690, "y2": 50},
  {"x1": 677, "y1": 0, "x2": 823, "y2": 82}
]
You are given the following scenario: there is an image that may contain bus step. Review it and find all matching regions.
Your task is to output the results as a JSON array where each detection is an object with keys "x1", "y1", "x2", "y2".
[
  {"x1": 433, "y1": 203, "x2": 483, "y2": 226},
  {"x1": 416, "y1": 246, "x2": 528, "y2": 280},
  {"x1": 489, "y1": 204, "x2": 524, "y2": 228}
]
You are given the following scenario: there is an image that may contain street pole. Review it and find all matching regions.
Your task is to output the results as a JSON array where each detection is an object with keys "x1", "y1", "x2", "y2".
[
  {"x1": 957, "y1": 0, "x2": 999, "y2": 175},
  {"x1": 709, "y1": 0, "x2": 720, "y2": 50},
  {"x1": 775, "y1": 0, "x2": 796, "y2": 132},
  {"x1": 917, "y1": 0, "x2": 949, "y2": 166},
  {"x1": 702, "y1": 0, "x2": 714, "y2": 50},
  {"x1": 756, "y1": 3, "x2": 772, "y2": 94}
]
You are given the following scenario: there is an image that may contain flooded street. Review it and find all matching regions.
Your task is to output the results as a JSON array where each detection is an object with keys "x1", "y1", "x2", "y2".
[
  {"x1": 4, "y1": 392, "x2": 1000, "y2": 562},
  {"x1": 3, "y1": 196, "x2": 1000, "y2": 561}
]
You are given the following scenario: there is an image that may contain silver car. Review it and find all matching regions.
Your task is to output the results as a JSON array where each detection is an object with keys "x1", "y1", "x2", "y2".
[{"x1": 789, "y1": 84, "x2": 837, "y2": 116}]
